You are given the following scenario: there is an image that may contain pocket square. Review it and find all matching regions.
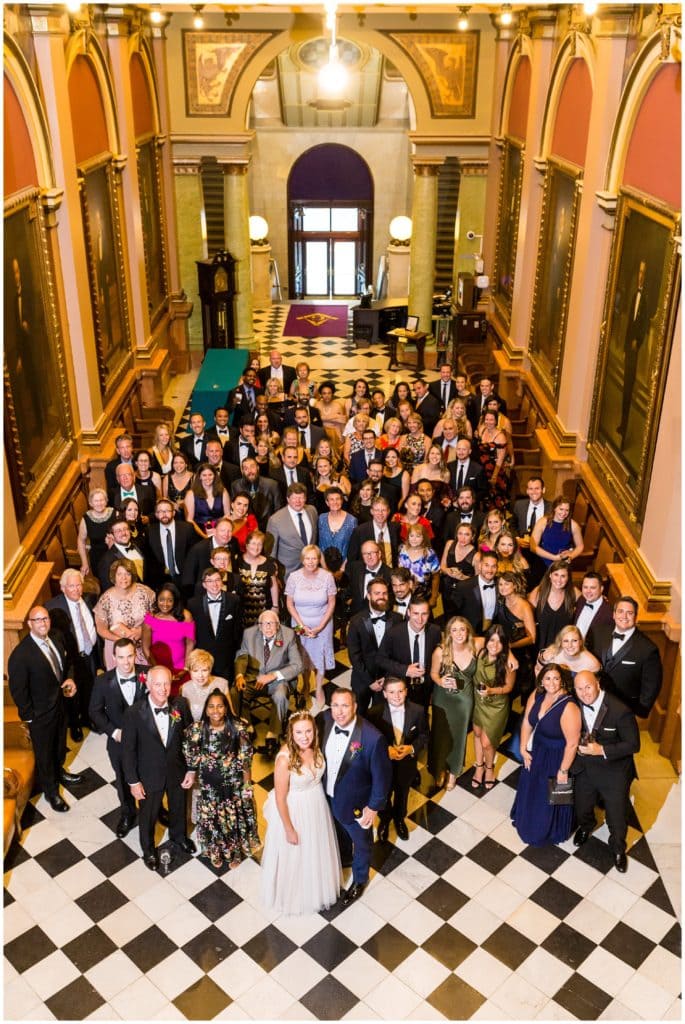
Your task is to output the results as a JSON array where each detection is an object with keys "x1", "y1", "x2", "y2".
[
  {"x1": 603, "y1": 727, "x2": 616, "y2": 731},
  {"x1": 224, "y1": 614, "x2": 233, "y2": 620},
  {"x1": 621, "y1": 660, "x2": 635, "y2": 665}
]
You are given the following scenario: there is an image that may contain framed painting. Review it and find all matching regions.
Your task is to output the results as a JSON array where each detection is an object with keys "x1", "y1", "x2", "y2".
[
  {"x1": 4, "y1": 191, "x2": 74, "y2": 524},
  {"x1": 492, "y1": 137, "x2": 524, "y2": 329},
  {"x1": 588, "y1": 191, "x2": 681, "y2": 533},
  {"x1": 529, "y1": 159, "x2": 582, "y2": 403},
  {"x1": 79, "y1": 159, "x2": 131, "y2": 397},
  {"x1": 137, "y1": 138, "x2": 168, "y2": 325},
  {"x1": 387, "y1": 31, "x2": 479, "y2": 118},
  {"x1": 182, "y1": 31, "x2": 277, "y2": 116}
]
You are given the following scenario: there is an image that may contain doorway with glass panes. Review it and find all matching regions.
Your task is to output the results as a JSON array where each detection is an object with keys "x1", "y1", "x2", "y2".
[{"x1": 287, "y1": 145, "x2": 373, "y2": 300}]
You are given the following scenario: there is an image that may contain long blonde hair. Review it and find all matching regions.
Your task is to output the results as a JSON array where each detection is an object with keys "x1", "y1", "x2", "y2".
[
  {"x1": 440, "y1": 616, "x2": 476, "y2": 673},
  {"x1": 285, "y1": 711, "x2": 324, "y2": 774}
]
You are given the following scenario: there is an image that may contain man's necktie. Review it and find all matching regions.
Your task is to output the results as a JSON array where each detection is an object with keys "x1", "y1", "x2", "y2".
[
  {"x1": 76, "y1": 602, "x2": 93, "y2": 655},
  {"x1": 245, "y1": 390, "x2": 254, "y2": 413},
  {"x1": 194, "y1": 437, "x2": 202, "y2": 450},
  {"x1": 528, "y1": 507, "x2": 537, "y2": 532},
  {"x1": 612, "y1": 632, "x2": 625, "y2": 641},
  {"x1": 442, "y1": 383, "x2": 448, "y2": 410},
  {"x1": 299, "y1": 430, "x2": 307, "y2": 448},
  {"x1": 412, "y1": 634, "x2": 420, "y2": 665},
  {"x1": 456, "y1": 464, "x2": 464, "y2": 490},
  {"x1": 154, "y1": 706, "x2": 169, "y2": 716},
  {"x1": 42, "y1": 641, "x2": 61, "y2": 679},
  {"x1": 297, "y1": 512, "x2": 307, "y2": 545},
  {"x1": 288, "y1": 469, "x2": 296, "y2": 485},
  {"x1": 165, "y1": 528, "x2": 176, "y2": 575},
  {"x1": 263, "y1": 639, "x2": 271, "y2": 666},
  {"x1": 334, "y1": 726, "x2": 349, "y2": 736}
]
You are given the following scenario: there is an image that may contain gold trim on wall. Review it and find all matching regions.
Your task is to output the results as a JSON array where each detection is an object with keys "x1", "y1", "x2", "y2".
[{"x1": 492, "y1": 136, "x2": 524, "y2": 333}]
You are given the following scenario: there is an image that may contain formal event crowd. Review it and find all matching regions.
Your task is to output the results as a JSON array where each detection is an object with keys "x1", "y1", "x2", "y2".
[{"x1": 8, "y1": 349, "x2": 664, "y2": 914}]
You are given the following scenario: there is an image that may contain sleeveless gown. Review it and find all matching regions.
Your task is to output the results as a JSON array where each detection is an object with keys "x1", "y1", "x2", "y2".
[
  {"x1": 260, "y1": 751, "x2": 342, "y2": 915},
  {"x1": 511, "y1": 692, "x2": 575, "y2": 846},
  {"x1": 429, "y1": 657, "x2": 476, "y2": 777}
]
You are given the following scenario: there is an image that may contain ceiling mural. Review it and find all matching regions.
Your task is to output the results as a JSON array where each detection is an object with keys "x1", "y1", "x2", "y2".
[{"x1": 387, "y1": 30, "x2": 480, "y2": 118}]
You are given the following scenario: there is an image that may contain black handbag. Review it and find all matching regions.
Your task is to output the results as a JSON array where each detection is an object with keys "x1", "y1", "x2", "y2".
[{"x1": 547, "y1": 777, "x2": 574, "y2": 805}]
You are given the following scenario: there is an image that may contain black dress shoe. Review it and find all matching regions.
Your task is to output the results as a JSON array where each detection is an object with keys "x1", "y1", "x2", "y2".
[
  {"x1": 377, "y1": 820, "x2": 390, "y2": 843},
  {"x1": 116, "y1": 815, "x2": 135, "y2": 839},
  {"x1": 395, "y1": 818, "x2": 409, "y2": 841},
  {"x1": 177, "y1": 837, "x2": 197, "y2": 856},
  {"x1": 573, "y1": 827, "x2": 591, "y2": 847},
  {"x1": 48, "y1": 794, "x2": 69, "y2": 812},
  {"x1": 614, "y1": 851, "x2": 628, "y2": 873},
  {"x1": 158, "y1": 807, "x2": 170, "y2": 826},
  {"x1": 341, "y1": 882, "x2": 366, "y2": 907},
  {"x1": 69, "y1": 726, "x2": 84, "y2": 743},
  {"x1": 144, "y1": 851, "x2": 158, "y2": 871},
  {"x1": 60, "y1": 770, "x2": 82, "y2": 785}
]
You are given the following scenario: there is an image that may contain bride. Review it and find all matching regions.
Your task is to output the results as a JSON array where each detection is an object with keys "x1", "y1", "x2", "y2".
[{"x1": 260, "y1": 711, "x2": 341, "y2": 915}]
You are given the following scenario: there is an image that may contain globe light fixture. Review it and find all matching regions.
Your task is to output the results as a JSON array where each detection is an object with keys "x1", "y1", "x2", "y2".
[
  {"x1": 389, "y1": 216, "x2": 413, "y2": 245},
  {"x1": 500, "y1": 4, "x2": 513, "y2": 26},
  {"x1": 319, "y1": 44, "x2": 348, "y2": 96},
  {"x1": 249, "y1": 215, "x2": 269, "y2": 244}
]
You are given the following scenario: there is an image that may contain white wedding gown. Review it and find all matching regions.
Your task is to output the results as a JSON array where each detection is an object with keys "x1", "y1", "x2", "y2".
[{"x1": 260, "y1": 751, "x2": 342, "y2": 915}]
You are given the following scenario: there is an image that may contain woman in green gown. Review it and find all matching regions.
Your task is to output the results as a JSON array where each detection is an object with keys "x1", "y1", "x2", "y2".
[
  {"x1": 472, "y1": 625, "x2": 518, "y2": 790},
  {"x1": 429, "y1": 617, "x2": 477, "y2": 790}
]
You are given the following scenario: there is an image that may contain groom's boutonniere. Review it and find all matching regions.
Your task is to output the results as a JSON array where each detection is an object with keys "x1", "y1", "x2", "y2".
[
  {"x1": 349, "y1": 741, "x2": 362, "y2": 760},
  {"x1": 169, "y1": 707, "x2": 181, "y2": 725}
]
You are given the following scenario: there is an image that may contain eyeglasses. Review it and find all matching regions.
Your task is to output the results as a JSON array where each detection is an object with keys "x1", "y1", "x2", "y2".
[{"x1": 29, "y1": 616, "x2": 49, "y2": 623}]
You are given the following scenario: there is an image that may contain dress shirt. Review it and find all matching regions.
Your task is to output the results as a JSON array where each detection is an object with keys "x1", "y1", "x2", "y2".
[
  {"x1": 207, "y1": 598, "x2": 221, "y2": 634},
  {"x1": 611, "y1": 626, "x2": 635, "y2": 657},
  {"x1": 407, "y1": 626, "x2": 426, "y2": 669},
  {"x1": 575, "y1": 601, "x2": 600, "y2": 639},
  {"x1": 150, "y1": 697, "x2": 170, "y2": 743},
  {"x1": 269, "y1": 366, "x2": 284, "y2": 382},
  {"x1": 478, "y1": 577, "x2": 497, "y2": 624},
  {"x1": 30, "y1": 633, "x2": 63, "y2": 676},
  {"x1": 394, "y1": 600, "x2": 409, "y2": 618},
  {"x1": 285, "y1": 466, "x2": 298, "y2": 487},
  {"x1": 389, "y1": 705, "x2": 405, "y2": 746},
  {"x1": 117, "y1": 673, "x2": 137, "y2": 706},
  {"x1": 370, "y1": 614, "x2": 387, "y2": 645},
  {"x1": 287, "y1": 505, "x2": 312, "y2": 542},
  {"x1": 324, "y1": 723, "x2": 353, "y2": 796},
  {"x1": 193, "y1": 435, "x2": 205, "y2": 453},
  {"x1": 238, "y1": 440, "x2": 252, "y2": 460},
  {"x1": 65, "y1": 597, "x2": 97, "y2": 655},
  {"x1": 581, "y1": 689, "x2": 605, "y2": 733},
  {"x1": 458, "y1": 510, "x2": 474, "y2": 522},
  {"x1": 525, "y1": 501, "x2": 546, "y2": 533}
]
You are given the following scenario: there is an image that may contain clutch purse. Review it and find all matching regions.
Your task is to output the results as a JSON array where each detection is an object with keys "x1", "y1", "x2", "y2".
[{"x1": 547, "y1": 777, "x2": 574, "y2": 805}]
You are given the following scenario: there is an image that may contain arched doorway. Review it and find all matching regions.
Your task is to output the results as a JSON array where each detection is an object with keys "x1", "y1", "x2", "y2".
[{"x1": 288, "y1": 144, "x2": 373, "y2": 299}]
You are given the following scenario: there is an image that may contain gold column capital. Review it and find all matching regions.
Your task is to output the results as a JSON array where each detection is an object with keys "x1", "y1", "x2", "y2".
[
  {"x1": 412, "y1": 158, "x2": 442, "y2": 177},
  {"x1": 221, "y1": 161, "x2": 251, "y2": 176}
]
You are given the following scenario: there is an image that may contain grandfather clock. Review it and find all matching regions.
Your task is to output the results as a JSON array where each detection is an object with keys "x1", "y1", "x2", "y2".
[{"x1": 196, "y1": 250, "x2": 237, "y2": 351}]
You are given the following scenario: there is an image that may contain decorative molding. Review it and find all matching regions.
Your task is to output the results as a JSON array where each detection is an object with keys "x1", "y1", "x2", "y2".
[
  {"x1": 595, "y1": 190, "x2": 619, "y2": 214},
  {"x1": 545, "y1": 418, "x2": 578, "y2": 454},
  {"x1": 80, "y1": 411, "x2": 114, "y2": 448},
  {"x1": 624, "y1": 548, "x2": 673, "y2": 610},
  {"x1": 221, "y1": 161, "x2": 250, "y2": 175}
]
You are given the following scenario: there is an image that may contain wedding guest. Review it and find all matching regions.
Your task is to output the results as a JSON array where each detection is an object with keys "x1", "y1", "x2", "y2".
[
  {"x1": 370, "y1": 678, "x2": 428, "y2": 842},
  {"x1": 429, "y1": 617, "x2": 477, "y2": 790},
  {"x1": 472, "y1": 625, "x2": 517, "y2": 790}
]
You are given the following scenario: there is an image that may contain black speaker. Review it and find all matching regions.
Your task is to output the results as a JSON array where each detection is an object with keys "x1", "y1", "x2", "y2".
[{"x1": 457, "y1": 272, "x2": 476, "y2": 311}]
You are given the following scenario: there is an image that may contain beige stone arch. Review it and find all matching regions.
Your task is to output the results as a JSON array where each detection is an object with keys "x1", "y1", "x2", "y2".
[
  {"x1": 3, "y1": 32, "x2": 56, "y2": 189},
  {"x1": 604, "y1": 25, "x2": 682, "y2": 197},
  {"x1": 128, "y1": 32, "x2": 162, "y2": 136},
  {"x1": 498, "y1": 31, "x2": 534, "y2": 140},
  {"x1": 64, "y1": 26, "x2": 121, "y2": 155},
  {"x1": 538, "y1": 29, "x2": 596, "y2": 159}
]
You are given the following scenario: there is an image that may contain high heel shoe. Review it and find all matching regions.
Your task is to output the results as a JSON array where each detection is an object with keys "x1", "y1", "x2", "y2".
[
  {"x1": 471, "y1": 763, "x2": 484, "y2": 789},
  {"x1": 484, "y1": 761, "x2": 496, "y2": 789},
  {"x1": 446, "y1": 773, "x2": 458, "y2": 791}
]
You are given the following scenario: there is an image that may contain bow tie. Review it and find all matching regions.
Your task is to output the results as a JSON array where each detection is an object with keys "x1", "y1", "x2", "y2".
[
  {"x1": 370, "y1": 614, "x2": 387, "y2": 623},
  {"x1": 119, "y1": 676, "x2": 136, "y2": 684},
  {"x1": 194, "y1": 437, "x2": 203, "y2": 445},
  {"x1": 583, "y1": 703, "x2": 595, "y2": 711},
  {"x1": 334, "y1": 726, "x2": 349, "y2": 736},
  {"x1": 154, "y1": 706, "x2": 169, "y2": 716},
  {"x1": 120, "y1": 545, "x2": 136, "y2": 554},
  {"x1": 121, "y1": 490, "x2": 136, "y2": 499},
  {"x1": 482, "y1": 583, "x2": 495, "y2": 590},
  {"x1": 461, "y1": 513, "x2": 472, "y2": 520},
  {"x1": 612, "y1": 632, "x2": 625, "y2": 641},
  {"x1": 207, "y1": 598, "x2": 223, "y2": 604},
  {"x1": 365, "y1": 570, "x2": 379, "y2": 577},
  {"x1": 585, "y1": 603, "x2": 594, "y2": 611}
]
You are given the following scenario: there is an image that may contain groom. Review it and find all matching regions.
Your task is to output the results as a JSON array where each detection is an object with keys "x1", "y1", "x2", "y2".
[{"x1": 319, "y1": 687, "x2": 392, "y2": 906}]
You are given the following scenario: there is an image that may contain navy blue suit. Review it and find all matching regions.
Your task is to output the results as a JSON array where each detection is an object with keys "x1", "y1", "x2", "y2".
[{"x1": 319, "y1": 712, "x2": 391, "y2": 885}]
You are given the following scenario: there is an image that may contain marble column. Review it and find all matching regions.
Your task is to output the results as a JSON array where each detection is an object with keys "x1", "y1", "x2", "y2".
[
  {"x1": 223, "y1": 162, "x2": 254, "y2": 350},
  {"x1": 408, "y1": 159, "x2": 441, "y2": 340},
  {"x1": 452, "y1": 161, "x2": 488, "y2": 292},
  {"x1": 174, "y1": 162, "x2": 205, "y2": 350}
]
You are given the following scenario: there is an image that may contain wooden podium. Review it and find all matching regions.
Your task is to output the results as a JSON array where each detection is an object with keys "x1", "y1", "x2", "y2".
[{"x1": 387, "y1": 328, "x2": 428, "y2": 372}]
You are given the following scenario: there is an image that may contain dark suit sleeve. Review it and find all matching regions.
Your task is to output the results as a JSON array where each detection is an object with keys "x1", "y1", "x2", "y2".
[
  {"x1": 603, "y1": 701, "x2": 641, "y2": 762},
  {"x1": 121, "y1": 704, "x2": 140, "y2": 786},
  {"x1": 637, "y1": 643, "x2": 663, "y2": 717},
  {"x1": 346, "y1": 527, "x2": 365, "y2": 565},
  {"x1": 89, "y1": 677, "x2": 113, "y2": 736},
  {"x1": 376, "y1": 628, "x2": 409, "y2": 680},
  {"x1": 367, "y1": 727, "x2": 392, "y2": 812},
  {"x1": 347, "y1": 618, "x2": 373, "y2": 688},
  {"x1": 409, "y1": 704, "x2": 429, "y2": 755},
  {"x1": 8, "y1": 647, "x2": 33, "y2": 721}
]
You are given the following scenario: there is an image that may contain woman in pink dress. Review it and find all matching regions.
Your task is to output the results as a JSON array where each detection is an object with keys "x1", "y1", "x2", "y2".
[
  {"x1": 141, "y1": 583, "x2": 196, "y2": 697},
  {"x1": 285, "y1": 545, "x2": 337, "y2": 714}
]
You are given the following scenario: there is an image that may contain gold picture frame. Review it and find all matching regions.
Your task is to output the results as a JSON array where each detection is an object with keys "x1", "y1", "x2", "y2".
[
  {"x1": 529, "y1": 159, "x2": 582, "y2": 404},
  {"x1": 387, "y1": 31, "x2": 479, "y2": 118},
  {"x1": 492, "y1": 137, "x2": 524, "y2": 331},
  {"x1": 182, "y1": 30, "x2": 277, "y2": 117},
  {"x1": 4, "y1": 190, "x2": 75, "y2": 526},
  {"x1": 137, "y1": 137, "x2": 168, "y2": 326},
  {"x1": 587, "y1": 190, "x2": 681, "y2": 534}
]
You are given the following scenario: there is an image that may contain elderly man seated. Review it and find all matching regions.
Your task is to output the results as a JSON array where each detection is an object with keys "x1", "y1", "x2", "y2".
[{"x1": 231, "y1": 610, "x2": 303, "y2": 759}]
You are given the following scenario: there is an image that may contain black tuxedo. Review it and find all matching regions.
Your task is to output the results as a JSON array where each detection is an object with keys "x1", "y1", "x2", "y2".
[
  {"x1": 205, "y1": 426, "x2": 233, "y2": 452},
  {"x1": 122, "y1": 695, "x2": 194, "y2": 855},
  {"x1": 89, "y1": 666, "x2": 147, "y2": 814},
  {"x1": 45, "y1": 593, "x2": 100, "y2": 729},
  {"x1": 571, "y1": 691, "x2": 640, "y2": 855},
  {"x1": 441, "y1": 508, "x2": 485, "y2": 548},
  {"x1": 8, "y1": 630, "x2": 73, "y2": 799},
  {"x1": 414, "y1": 393, "x2": 441, "y2": 436},
  {"x1": 180, "y1": 537, "x2": 241, "y2": 595},
  {"x1": 377, "y1": 622, "x2": 442, "y2": 709},
  {"x1": 368, "y1": 699, "x2": 429, "y2": 824},
  {"x1": 421, "y1": 502, "x2": 447, "y2": 556},
  {"x1": 573, "y1": 596, "x2": 614, "y2": 655},
  {"x1": 347, "y1": 560, "x2": 393, "y2": 614},
  {"x1": 448, "y1": 459, "x2": 488, "y2": 505},
  {"x1": 257, "y1": 364, "x2": 297, "y2": 392},
  {"x1": 593, "y1": 626, "x2": 663, "y2": 718},
  {"x1": 98, "y1": 543, "x2": 148, "y2": 592},
  {"x1": 187, "y1": 592, "x2": 241, "y2": 681},
  {"x1": 467, "y1": 392, "x2": 508, "y2": 432},
  {"x1": 146, "y1": 520, "x2": 196, "y2": 590},
  {"x1": 347, "y1": 608, "x2": 403, "y2": 713},
  {"x1": 347, "y1": 521, "x2": 400, "y2": 567},
  {"x1": 449, "y1": 576, "x2": 497, "y2": 635},
  {"x1": 108, "y1": 482, "x2": 156, "y2": 519},
  {"x1": 429, "y1": 378, "x2": 459, "y2": 411},
  {"x1": 179, "y1": 433, "x2": 209, "y2": 469},
  {"x1": 271, "y1": 465, "x2": 313, "y2": 502}
]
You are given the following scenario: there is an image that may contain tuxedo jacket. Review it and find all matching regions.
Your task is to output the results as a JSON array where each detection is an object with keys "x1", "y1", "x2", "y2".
[
  {"x1": 122, "y1": 695, "x2": 194, "y2": 792},
  {"x1": 205, "y1": 426, "x2": 232, "y2": 449},
  {"x1": 287, "y1": 424, "x2": 324, "y2": 454},
  {"x1": 347, "y1": 608, "x2": 403, "y2": 696},
  {"x1": 265, "y1": 504, "x2": 319, "y2": 576},
  {"x1": 8, "y1": 630, "x2": 73, "y2": 722},
  {"x1": 447, "y1": 458, "x2": 488, "y2": 505},
  {"x1": 180, "y1": 536, "x2": 241, "y2": 592},
  {"x1": 467, "y1": 392, "x2": 508, "y2": 432},
  {"x1": 347, "y1": 561, "x2": 393, "y2": 614},
  {"x1": 234, "y1": 623, "x2": 303, "y2": 688},
  {"x1": 224, "y1": 438, "x2": 256, "y2": 470},
  {"x1": 187, "y1": 592, "x2": 241, "y2": 679},
  {"x1": 422, "y1": 502, "x2": 447, "y2": 555},
  {"x1": 179, "y1": 433, "x2": 209, "y2": 469},
  {"x1": 258, "y1": 364, "x2": 297, "y2": 392},
  {"x1": 429, "y1": 379, "x2": 459, "y2": 410},
  {"x1": 89, "y1": 666, "x2": 148, "y2": 750},
  {"x1": 414, "y1": 393, "x2": 441, "y2": 436},
  {"x1": 368, "y1": 700, "x2": 429, "y2": 759},
  {"x1": 349, "y1": 448, "x2": 384, "y2": 484},
  {"x1": 318, "y1": 711, "x2": 391, "y2": 823},
  {"x1": 271, "y1": 465, "x2": 313, "y2": 502},
  {"x1": 347, "y1": 521, "x2": 401, "y2": 566},
  {"x1": 593, "y1": 625, "x2": 663, "y2": 718},
  {"x1": 377, "y1": 622, "x2": 442, "y2": 682},
  {"x1": 448, "y1": 576, "x2": 495, "y2": 635},
  {"x1": 146, "y1": 520, "x2": 196, "y2": 590},
  {"x1": 98, "y1": 544, "x2": 148, "y2": 592},
  {"x1": 441, "y1": 509, "x2": 486, "y2": 546},
  {"x1": 511, "y1": 499, "x2": 552, "y2": 537},
  {"x1": 573, "y1": 596, "x2": 613, "y2": 655},
  {"x1": 571, "y1": 691, "x2": 639, "y2": 790},
  {"x1": 108, "y1": 482, "x2": 156, "y2": 519}
]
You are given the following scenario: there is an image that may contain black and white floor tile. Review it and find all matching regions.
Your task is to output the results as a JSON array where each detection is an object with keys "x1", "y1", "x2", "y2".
[{"x1": 6, "y1": 309, "x2": 680, "y2": 1021}]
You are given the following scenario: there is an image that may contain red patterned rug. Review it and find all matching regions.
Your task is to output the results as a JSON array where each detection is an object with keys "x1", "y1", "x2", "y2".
[{"x1": 283, "y1": 303, "x2": 349, "y2": 338}]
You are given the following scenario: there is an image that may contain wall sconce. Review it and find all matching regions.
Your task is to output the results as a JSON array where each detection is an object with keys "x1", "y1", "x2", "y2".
[
  {"x1": 389, "y1": 216, "x2": 412, "y2": 245},
  {"x1": 249, "y1": 215, "x2": 270, "y2": 245},
  {"x1": 192, "y1": 5, "x2": 205, "y2": 29},
  {"x1": 499, "y1": 4, "x2": 513, "y2": 27},
  {"x1": 457, "y1": 7, "x2": 470, "y2": 31},
  {"x1": 583, "y1": 2, "x2": 598, "y2": 15}
]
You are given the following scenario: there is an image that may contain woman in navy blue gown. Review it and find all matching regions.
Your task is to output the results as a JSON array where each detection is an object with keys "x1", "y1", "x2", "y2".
[{"x1": 511, "y1": 664, "x2": 581, "y2": 846}]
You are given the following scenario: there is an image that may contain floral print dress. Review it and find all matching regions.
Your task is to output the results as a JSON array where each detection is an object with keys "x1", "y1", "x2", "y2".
[{"x1": 183, "y1": 722, "x2": 260, "y2": 868}]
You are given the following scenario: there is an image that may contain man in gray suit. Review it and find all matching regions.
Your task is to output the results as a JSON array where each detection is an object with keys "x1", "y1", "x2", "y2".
[
  {"x1": 266, "y1": 482, "x2": 318, "y2": 578},
  {"x1": 232, "y1": 610, "x2": 303, "y2": 758}
]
